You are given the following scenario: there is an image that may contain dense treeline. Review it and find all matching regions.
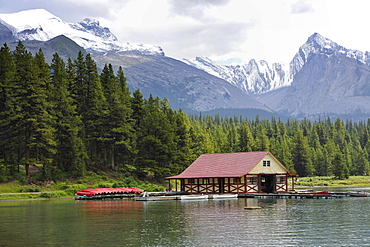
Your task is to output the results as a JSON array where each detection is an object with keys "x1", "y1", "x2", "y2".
[
  {"x1": 0, "y1": 42, "x2": 369, "y2": 182},
  {"x1": 191, "y1": 115, "x2": 370, "y2": 179}
]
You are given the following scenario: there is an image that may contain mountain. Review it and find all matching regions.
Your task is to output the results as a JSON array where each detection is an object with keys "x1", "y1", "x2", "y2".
[
  {"x1": 0, "y1": 9, "x2": 163, "y2": 55},
  {"x1": 184, "y1": 33, "x2": 370, "y2": 120},
  {"x1": 5, "y1": 35, "x2": 87, "y2": 62},
  {"x1": 183, "y1": 57, "x2": 292, "y2": 95},
  {"x1": 183, "y1": 34, "x2": 370, "y2": 100},
  {"x1": 5, "y1": 9, "x2": 370, "y2": 120},
  {"x1": 257, "y1": 33, "x2": 370, "y2": 120},
  {"x1": 110, "y1": 54, "x2": 273, "y2": 113},
  {"x1": 0, "y1": 9, "x2": 273, "y2": 116}
]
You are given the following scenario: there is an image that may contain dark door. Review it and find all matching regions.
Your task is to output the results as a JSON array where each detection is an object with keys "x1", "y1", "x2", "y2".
[
  {"x1": 261, "y1": 175, "x2": 275, "y2": 193},
  {"x1": 218, "y1": 178, "x2": 224, "y2": 193}
]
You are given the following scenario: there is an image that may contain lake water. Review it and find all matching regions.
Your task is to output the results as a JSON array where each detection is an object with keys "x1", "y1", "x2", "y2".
[{"x1": 1, "y1": 196, "x2": 370, "y2": 246}]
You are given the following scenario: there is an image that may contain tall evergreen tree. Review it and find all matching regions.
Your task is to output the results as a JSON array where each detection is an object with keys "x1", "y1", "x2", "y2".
[
  {"x1": 49, "y1": 53, "x2": 87, "y2": 177},
  {"x1": 100, "y1": 64, "x2": 135, "y2": 169},
  {"x1": 254, "y1": 123, "x2": 270, "y2": 151},
  {"x1": 238, "y1": 123, "x2": 254, "y2": 152},
  {"x1": 332, "y1": 152, "x2": 349, "y2": 179},
  {"x1": 136, "y1": 96, "x2": 176, "y2": 180},
  {"x1": 291, "y1": 129, "x2": 314, "y2": 176},
  {"x1": 32, "y1": 49, "x2": 57, "y2": 178},
  {"x1": 83, "y1": 54, "x2": 108, "y2": 169},
  {"x1": 172, "y1": 110, "x2": 195, "y2": 173},
  {"x1": 0, "y1": 43, "x2": 17, "y2": 175},
  {"x1": 131, "y1": 89, "x2": 144, "y2": 130},
  {"x1": 13, "y1": 43, "x2": 56, "y2": 177}
]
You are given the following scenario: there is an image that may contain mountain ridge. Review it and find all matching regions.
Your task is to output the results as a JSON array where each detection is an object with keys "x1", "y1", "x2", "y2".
[
  {"x1": 0, "y1": 8, "x2": 164, "y2": 55},
  {"x1": 0, "y1": 9, "x2": 272, "y2": 116},
  {"x1": 2, "y1": 9, "x2": 370, "y2": 120}
]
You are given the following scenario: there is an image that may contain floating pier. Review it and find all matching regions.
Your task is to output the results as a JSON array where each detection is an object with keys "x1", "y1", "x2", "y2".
[
  {"x1": 238, "y1": 191, "x2": 347, "y2": 199},
  {"x1": 75, "y1": 189, "x2": 365, "y2": 200}
]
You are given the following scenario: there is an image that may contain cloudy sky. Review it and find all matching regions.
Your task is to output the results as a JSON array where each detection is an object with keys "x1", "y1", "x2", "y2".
[{"x1": 0, "y1": 0, "x2": 369, "y2": 65}]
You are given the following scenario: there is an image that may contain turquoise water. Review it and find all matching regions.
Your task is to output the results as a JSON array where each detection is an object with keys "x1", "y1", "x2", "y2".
[{"x1": 0, "y1": 197, "x2": 369, "y2": 246}]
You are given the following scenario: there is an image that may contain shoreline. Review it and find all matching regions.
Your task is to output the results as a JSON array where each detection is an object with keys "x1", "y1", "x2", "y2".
[
  {"x1": 0, "y1": 197, "x2": 75, "y2": 202},
  {"x1": 2, "y1": 184, "x2": 370, "y2": 201}
]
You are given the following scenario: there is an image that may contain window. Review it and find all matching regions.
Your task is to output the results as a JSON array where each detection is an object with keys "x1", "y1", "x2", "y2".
[
  {"x1": 234, "y1": 177, "x2": 241, "y2": 184},
  {"x1": 247, "y1": 177, "x2": 258, "y2": 183},
  {"x1": 263, "y1": 160, "x2": 271, "y2": 167},
  {"x1": 279, "y1": 177, "x2": 286, "y2": 183},
  {"x1": 189, "y1": 179, "x2": 194, "y2": 184},
  {"x1": 203, "y1": 178, "x2": 208, "y2": 184}
]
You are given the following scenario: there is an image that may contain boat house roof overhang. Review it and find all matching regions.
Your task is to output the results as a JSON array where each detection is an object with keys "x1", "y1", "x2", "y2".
[{"x1": 166, "y1": 151, "x2": 296, "y2": 180}]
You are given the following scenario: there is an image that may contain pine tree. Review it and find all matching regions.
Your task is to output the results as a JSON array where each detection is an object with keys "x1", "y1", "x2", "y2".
[
  {"x1": 32, "y1": 49, "x2": 57, "y2": 178},
  {"x1": 238, "y1": 123, "x2": 254, "y2": 152},
  {"x1": 172, "y1": 110, "x2": 195, "y2": 173},
  {"x1": 100, "y1": 64, "x2": 135, "y2": 169},
  {"x1": 49, "y1": 53, "x2": 87, "y2": 177},
  {"x1": 254, "y1": 123, "x2": 270, "y2": 151},
  {"x1": 13, "y1": 43, "x2": 56, "y2": 177},
  {"x1": 0, "y1": 43, "x2": 17, "y2": 175},
  {"x1": 291, "y1": 129, "x2": 314, "y2": 176},
  {"x1": 332, "y1": 152, "x2": 349, "y2": 179},
  {"x1": 131, "y1": 89, "x2": 145, "y2": 131},
  {"x1": 83, "y1": 54, "x2": 108, "y2": 169},
  {"x1": 136, "y1": 96, "x2": 176, "y2": 180}
]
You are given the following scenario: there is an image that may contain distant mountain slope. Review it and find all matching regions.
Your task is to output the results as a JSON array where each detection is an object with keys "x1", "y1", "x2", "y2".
[
  {"x1": 5, "y1": 35, "x2": 86, "y2": 62},
  {"x1": 92, "y1": 52, "x2": 273, "y2": 113},
  {"x1": 5, "y1": 9, "x2": 370, "y2": 120},
  {"x1": 0, "y1": 9, "x2": 273, "y2": 115}
]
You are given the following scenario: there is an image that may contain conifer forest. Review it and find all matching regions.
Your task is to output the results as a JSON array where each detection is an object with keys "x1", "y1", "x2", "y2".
[{"x1": 1, "y1": 42, "x2": 369, "y2": 182}]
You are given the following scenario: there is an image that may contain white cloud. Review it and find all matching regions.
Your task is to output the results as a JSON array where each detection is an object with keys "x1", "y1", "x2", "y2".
[
  {"x1": 2, "y1": 0, "x2": 370, "y2": 65},
  {"x1": 168, "y1": 0, "x2": 231, "y2": 19},
  {"x1": 291, "y1": 0, "x2": 315, "y2": 14}
]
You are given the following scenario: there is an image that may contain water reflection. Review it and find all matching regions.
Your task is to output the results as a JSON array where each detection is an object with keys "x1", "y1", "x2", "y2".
[{"x1": 0, "y1": 197, "x2": 369, "y2": 246}]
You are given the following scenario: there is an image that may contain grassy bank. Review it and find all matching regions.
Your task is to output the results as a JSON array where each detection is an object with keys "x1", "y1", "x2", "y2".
[
  {"x1": 0, "y1": 171, "x2": 166, "y2": 200},
  {"x1": 2, "y1": 174, "x2": 370, "y2": 200},
  {"x1": 293, "y1": 176, "x2": 370, "y2": 188}
]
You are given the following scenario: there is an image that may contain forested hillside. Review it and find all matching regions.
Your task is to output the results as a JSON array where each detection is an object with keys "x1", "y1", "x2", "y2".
[{"x1": 0, "y1": 42, "x2": 369, "y2": 182}]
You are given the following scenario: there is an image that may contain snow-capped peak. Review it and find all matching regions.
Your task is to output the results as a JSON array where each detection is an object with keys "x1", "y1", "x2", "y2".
[
  {"x1": 0, "y1": 9, "x2": 164, "y2": 55},
  {"x1": 184, "y1": 32, "x2": 370, "y2": 95},
  {"x1": 290, "y1": 33, "x2": 370, "y2": 76},
  {"x1": 0, "y1": 9, "x2": 57, "y2": 33},
  {"x1": 183, "y1": 56, "x2": 291, "y2": 95}
]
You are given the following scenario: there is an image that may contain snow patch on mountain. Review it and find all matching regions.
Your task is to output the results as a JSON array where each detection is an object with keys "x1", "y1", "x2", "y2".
[
  {"x1": 183, "y1": 57, "x2": 292, "y2": 95},
  {"x1": 184, "y1": 33, "x2": 370, "y2": 96},
  {"x1": 0, "y1": 9, "x2": 164, "y2": 55}
]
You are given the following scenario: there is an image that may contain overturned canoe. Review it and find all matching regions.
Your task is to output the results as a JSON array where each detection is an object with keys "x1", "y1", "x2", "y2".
[
  {"x1": 212, "y1": 194, "x2": 238, "y2": 199},
  {"x1": 180, "y1": 195, "x2": 208, "y2": 200},
  {"x1": 244, "y1": 206, "x2": 261, "y2": 210}
]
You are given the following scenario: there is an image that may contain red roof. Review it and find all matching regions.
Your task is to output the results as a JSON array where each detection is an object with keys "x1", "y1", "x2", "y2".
[{"x1": 166, "y1": 151, "x2": 278, "y2": 179}]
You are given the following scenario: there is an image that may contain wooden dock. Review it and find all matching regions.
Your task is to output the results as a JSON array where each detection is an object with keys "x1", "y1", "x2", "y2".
[
  {"x1": 238, "y1": 192, "x2": 347, "y2": 199},
  {"x1": 75, "y1": 191, "x2": 359, "y2": 200}
]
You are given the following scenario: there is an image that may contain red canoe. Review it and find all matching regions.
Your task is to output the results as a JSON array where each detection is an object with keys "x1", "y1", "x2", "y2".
[{"x1": 76, "y1": 187, "x2": 144, "y2": 197}]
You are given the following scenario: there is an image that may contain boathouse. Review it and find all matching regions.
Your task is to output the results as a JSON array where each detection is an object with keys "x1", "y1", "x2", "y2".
[{"x1": 166, "y1": 151, "x2": 297, "y2": 194}]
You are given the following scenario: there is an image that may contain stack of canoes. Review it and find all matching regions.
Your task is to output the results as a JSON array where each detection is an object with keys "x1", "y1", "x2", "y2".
[{"x1": 75, "y1": 187, "x2": 144, "y2": 198}]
